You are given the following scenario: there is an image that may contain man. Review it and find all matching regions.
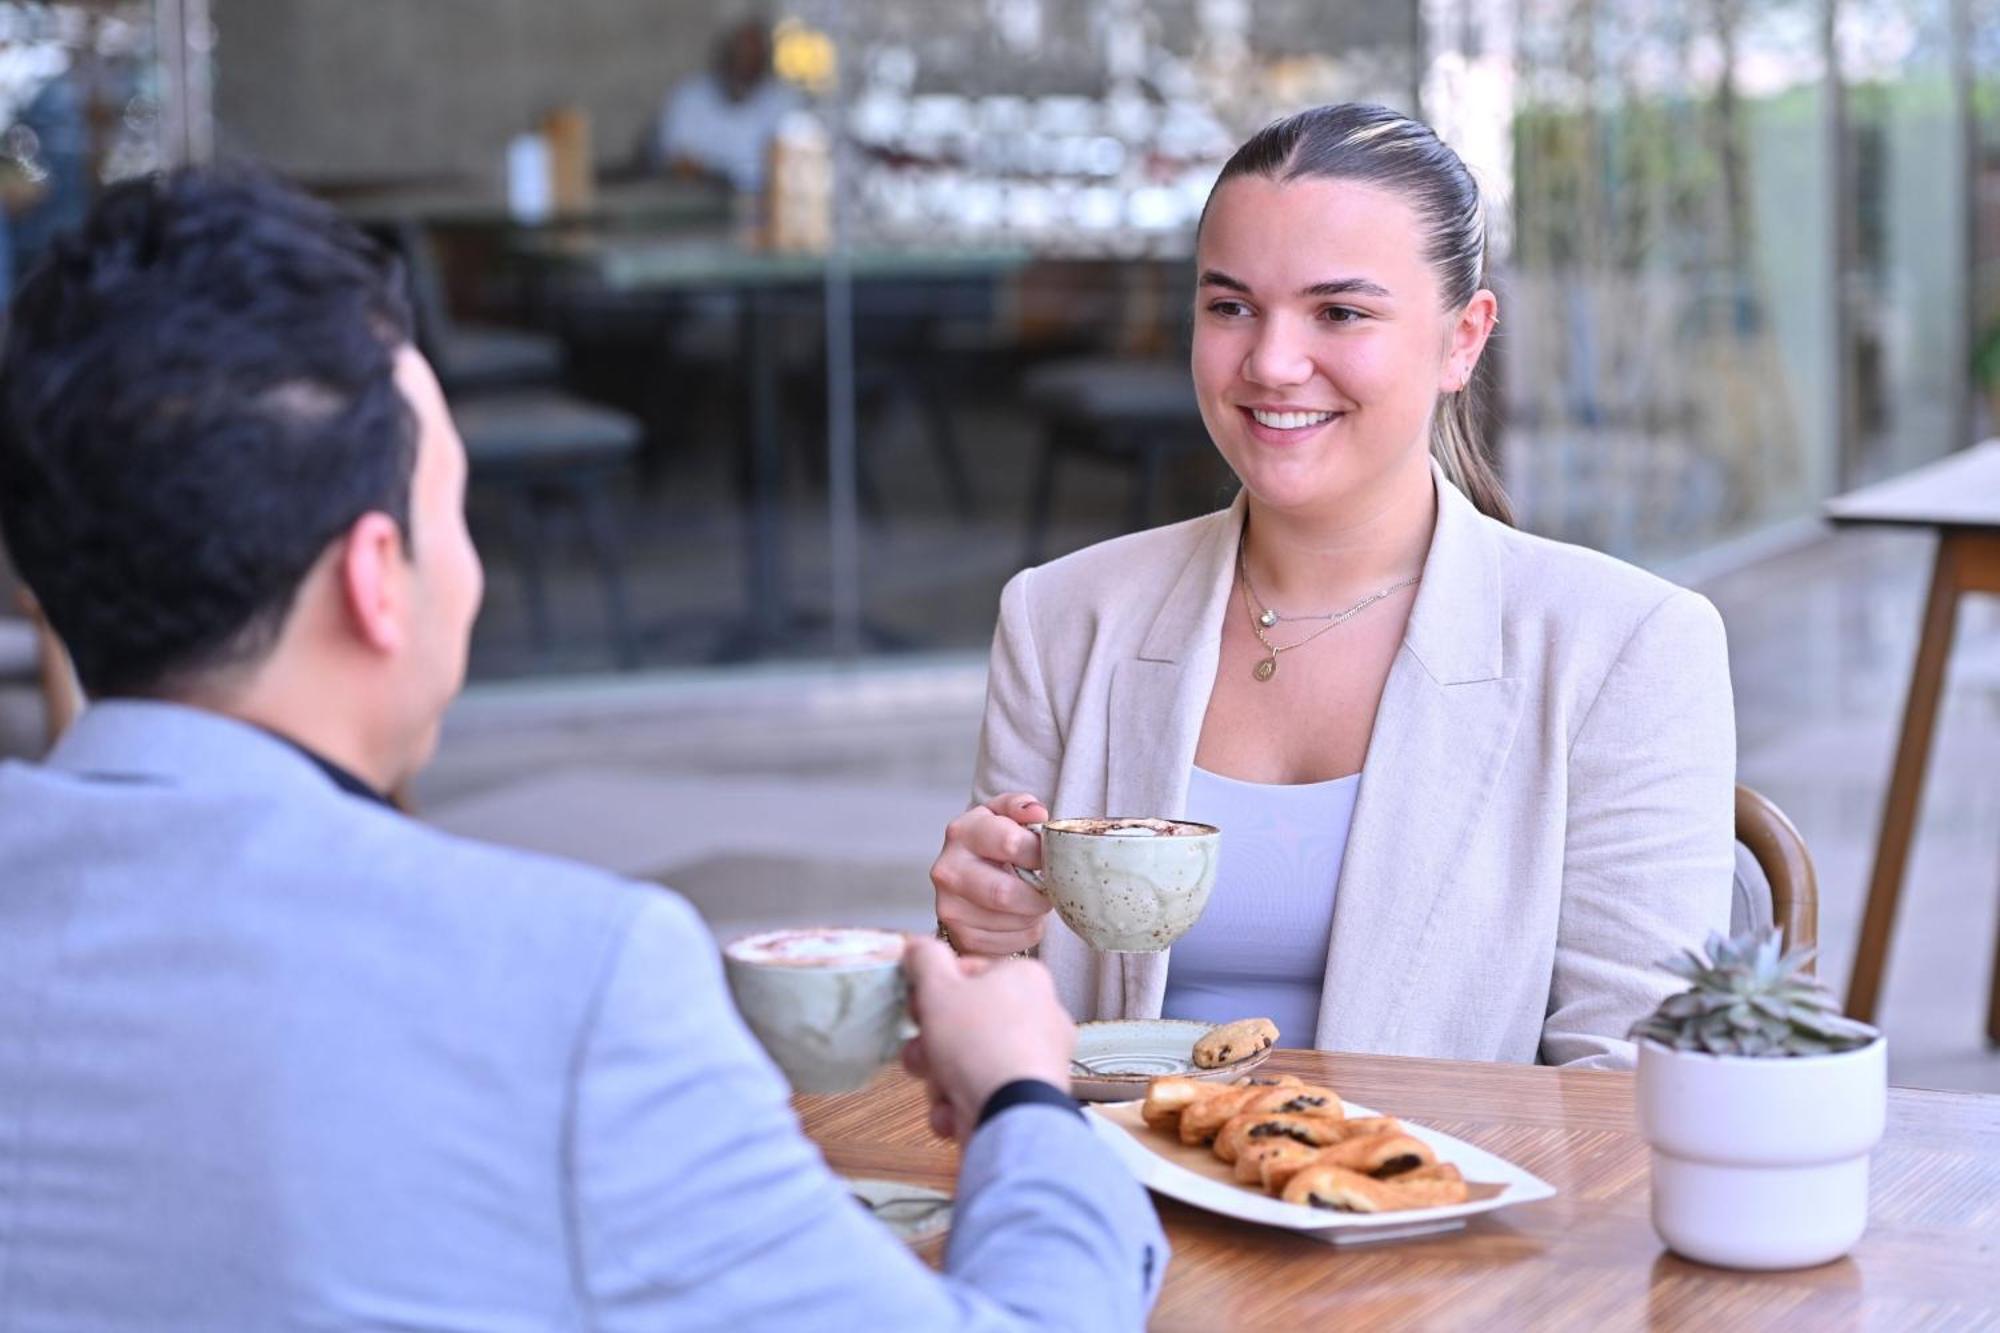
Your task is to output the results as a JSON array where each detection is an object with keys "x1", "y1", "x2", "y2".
[
  {"x1": 0, "y1": 168, "x2": 1164, "y2": 1329},
  {"x1": 652, "y1": 17, "x2": 803, "y2": 193}
]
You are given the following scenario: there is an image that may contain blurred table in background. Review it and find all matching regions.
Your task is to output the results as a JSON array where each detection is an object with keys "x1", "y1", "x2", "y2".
[
  {"x1": 513, "y1": 229, "x2": 1032, "y2": 659},
  {"x1": 1826, "y1": 441, "x2": 2000, "y2": 1039},
  {"x1": 510, "y1": 229, "x2": 1031, "y2": 290},
  {"x1": 328, "y1": 176, "x2": 734, "y2": 234}
]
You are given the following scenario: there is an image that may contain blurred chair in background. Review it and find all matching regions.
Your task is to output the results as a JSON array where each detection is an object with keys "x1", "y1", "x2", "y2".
[
  {"x1": 449, "y1": 395, "x2": 641, "y2": 667},
  {"x1": 387, "y1": 218, "x2": 564, "y2": 395},
  {"x1": 1, "y1": 547, "x2": 82, "y2": 749},
  {"x1": 381, "y1": 219, "x2": 644, "y2": 668},
  {"x1": 0, "y1": 563, "x2": 85, "y2": 752},
  {"x1": 796, "y1": 276, "x2": 985, "y2": 523},
  {"x1": 1020, "y1": 357, "x2": 1214, "y2": 565}
]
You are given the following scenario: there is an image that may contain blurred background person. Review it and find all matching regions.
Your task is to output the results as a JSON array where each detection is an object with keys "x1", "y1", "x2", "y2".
[{"x1": 649, "y1": 14, "x2": 802, "y2": 194}]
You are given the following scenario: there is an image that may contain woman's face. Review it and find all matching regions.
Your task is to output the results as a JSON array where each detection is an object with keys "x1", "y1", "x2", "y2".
[{"x1": 1191, "y1": 174, "x2": 1490, "y2": 521}]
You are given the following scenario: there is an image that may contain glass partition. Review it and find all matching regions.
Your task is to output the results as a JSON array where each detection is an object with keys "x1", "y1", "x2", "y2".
[
  {"x1": 820, "y1": 0, "x2": 1423, "y2": 654},
  {"x1": 1466, "y1": 0, "x2": 1840, "y2": 562},
  {"x1": 183, "y1": 0, "x2": 1985, "y2": 677},
  {"x1": 1837, "y1": 0, "x2": 1966, "y2": 483},
  {"x1": 0, "y1": 1, "x2": 163, "y2": 303}
]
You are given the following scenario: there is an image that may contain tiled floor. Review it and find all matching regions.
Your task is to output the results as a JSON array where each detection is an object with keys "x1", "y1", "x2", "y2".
[{"x1": 413, "y1": 523, "x2": 2000, "y2": 1093}]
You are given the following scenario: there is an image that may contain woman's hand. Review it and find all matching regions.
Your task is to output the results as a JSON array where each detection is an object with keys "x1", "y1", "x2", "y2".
[{"x1": 930, "y1": 792, "x2": 1052, "y2": 956}]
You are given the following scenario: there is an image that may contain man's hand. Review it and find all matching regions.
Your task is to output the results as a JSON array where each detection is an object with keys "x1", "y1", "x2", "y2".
[{"x1": 899, "y1": 936, "x2": 1074, "y2": 1141}]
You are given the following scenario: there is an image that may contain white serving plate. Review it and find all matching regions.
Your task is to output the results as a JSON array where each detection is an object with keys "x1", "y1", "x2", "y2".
[
  {"x1": 1087, "y1": 1098, "x2": 1556, "y2": 1245},
  {"x1": 1068, "y1": 1019, "x2": 1272, "y2": 1102}
]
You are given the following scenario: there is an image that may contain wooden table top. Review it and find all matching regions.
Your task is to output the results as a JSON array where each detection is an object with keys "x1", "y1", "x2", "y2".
[
  {"x1": 1825, "y1": 440, "x2": 2000, "y2": 532},
  {"x1": 797, "y1": 1050, "x2": 2000, "y2": 1330}
]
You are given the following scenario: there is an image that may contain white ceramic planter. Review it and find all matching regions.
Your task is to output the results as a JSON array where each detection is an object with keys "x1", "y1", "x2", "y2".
[{"x1": 1636, "y1": 1037, "x2": 1886, "y2": 1270}]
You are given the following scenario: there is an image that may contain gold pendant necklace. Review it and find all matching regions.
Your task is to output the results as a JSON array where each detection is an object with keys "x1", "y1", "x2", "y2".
[{"x1": 1239, "y1": 548, "x2": 1420, "y2": 682}]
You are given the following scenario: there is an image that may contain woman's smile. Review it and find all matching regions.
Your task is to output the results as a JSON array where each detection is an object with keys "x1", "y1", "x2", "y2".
[{"x1": 1239, "y1": 404, "x2": 1346, "y2": 445}]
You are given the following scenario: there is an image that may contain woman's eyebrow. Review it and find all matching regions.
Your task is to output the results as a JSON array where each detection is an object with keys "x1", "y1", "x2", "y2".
[
  {"x1": 1300, "y1": 277, "x2": 1392, "y2": 299},
  {"x1": 1197, "y1": 270, "x2": 1392, "y2": 301}
]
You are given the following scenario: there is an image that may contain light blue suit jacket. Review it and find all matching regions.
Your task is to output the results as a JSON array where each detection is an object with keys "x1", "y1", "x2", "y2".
[{"x1": 0, "y1": 702, "x2": 1165, "y2": 1331}]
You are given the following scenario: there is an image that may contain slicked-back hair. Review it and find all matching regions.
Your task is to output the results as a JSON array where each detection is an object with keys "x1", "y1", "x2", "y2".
[
  {"x1": 1204, "y1": 103, "x2": 1512, "y2": 525},
  {"x1": 0, "y1": 164, "x2": 418, "y2": 697}
]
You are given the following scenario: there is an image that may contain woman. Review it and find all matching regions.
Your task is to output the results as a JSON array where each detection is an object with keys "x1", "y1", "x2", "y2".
[{"x1": 930, "y1": 104, "x2": 1735, "y2": 1069}]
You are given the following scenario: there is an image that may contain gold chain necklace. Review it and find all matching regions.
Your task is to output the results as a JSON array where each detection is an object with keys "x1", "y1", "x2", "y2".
[{"x1": 1237, "y1": 547, "x2": 1420, "y2": 682}]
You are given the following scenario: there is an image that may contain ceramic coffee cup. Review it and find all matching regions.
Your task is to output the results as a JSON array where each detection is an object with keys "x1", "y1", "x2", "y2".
[
  {"x1": 1013, "y1": 817, "x2": 1220, "y2": 952},
  {"x1": 723, "y1": 926, "x2": 910, "y2": 1094}
]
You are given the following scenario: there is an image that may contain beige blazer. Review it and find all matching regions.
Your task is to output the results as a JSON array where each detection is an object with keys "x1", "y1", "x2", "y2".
[{"x1": 972, "y1": 469, "x2": 1735, "y2": 1069}]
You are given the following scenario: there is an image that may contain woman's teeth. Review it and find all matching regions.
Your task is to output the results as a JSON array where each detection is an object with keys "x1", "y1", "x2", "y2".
[{"x1": 1250, "y1": 409, "x2": 1336, "y2": 430}]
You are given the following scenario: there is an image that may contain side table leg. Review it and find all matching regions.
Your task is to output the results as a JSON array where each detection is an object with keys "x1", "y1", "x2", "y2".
[{"x1": 1845, "y1": 536, "x2": 1966, "y2": 1023}]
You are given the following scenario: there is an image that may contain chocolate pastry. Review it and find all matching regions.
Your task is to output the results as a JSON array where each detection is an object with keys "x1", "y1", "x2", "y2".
[{"x1": 1281, "y1": 1162, "x2": 1470, "y2": 1212}]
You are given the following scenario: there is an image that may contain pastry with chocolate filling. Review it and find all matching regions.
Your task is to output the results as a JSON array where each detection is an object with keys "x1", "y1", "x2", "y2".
[
  {"x1": 1309, "y1": 1130, "x2": 1435, "y2": 1177},
  {"x1": 1180, "y1": 1083, "x2": 1335, "y2": 1147},
  {"x1": 1141, "y1": 1073, "x2": 1305, "y2": 1134},
  {"x1": 1213, "y1": 1107, "x2": 1350, "y2": 1163},
  {"x1": 1281, "y1": 1162, "x2": 1469, "y2": 1212},
  {"x1": 1235, "y1": 1138, "x2": 1319, "y2": 1185},
  {"x1": 1139, "y1": 1076, "x2": 1205, "y2": 1132}
]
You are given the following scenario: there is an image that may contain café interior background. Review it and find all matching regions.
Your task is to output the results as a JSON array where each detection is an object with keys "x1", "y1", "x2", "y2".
[
  {"x1": 1, "y1": 0, "x2": 1997, "y2": 1090},
  {"x1": 157, "y1": 0, "x2": 1996, "y2": 675}
]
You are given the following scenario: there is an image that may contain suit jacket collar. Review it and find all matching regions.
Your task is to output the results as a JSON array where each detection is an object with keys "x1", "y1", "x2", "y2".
[
  {"x1": 46, "y1": 700, "x2": 366, "y2": 805},
  {"x1": 1402, "y1": 465, "x2": 1505, "y2": 685},
  {"x1": 1098, "y1": 468, "x2": 1522, "y2": 1038},
  {"x1": 1137, "y1": 491, "x2": 1245, "y2": 664}
]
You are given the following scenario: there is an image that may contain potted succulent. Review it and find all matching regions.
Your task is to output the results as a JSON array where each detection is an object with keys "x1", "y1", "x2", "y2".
[{"x1": 1630, "y1": 929, "x2": 1884, "y2": 1270}]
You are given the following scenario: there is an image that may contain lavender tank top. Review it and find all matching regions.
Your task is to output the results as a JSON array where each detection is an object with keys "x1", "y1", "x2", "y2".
[{"x1": 1160, "y1": 765, "x2": 1358, "y2": 1047}]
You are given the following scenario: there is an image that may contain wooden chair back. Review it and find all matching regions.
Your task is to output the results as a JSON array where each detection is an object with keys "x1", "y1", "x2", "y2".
[
  {"x1": 12, "y1": 589, "x2": 85, "y2": 750},
  {"x1": 1735, "y1": 784, "x2": 1819, "y2": 964}
]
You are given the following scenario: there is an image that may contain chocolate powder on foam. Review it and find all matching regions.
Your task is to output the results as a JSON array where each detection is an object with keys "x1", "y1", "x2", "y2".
[{"x1": 727, "y1": 927, "x2": 905, "y2": 967}]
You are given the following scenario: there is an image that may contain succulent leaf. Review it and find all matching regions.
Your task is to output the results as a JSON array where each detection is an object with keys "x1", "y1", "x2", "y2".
[{"x1": 1628, "y1": 927, "x2": 1879, "y2": 1058}]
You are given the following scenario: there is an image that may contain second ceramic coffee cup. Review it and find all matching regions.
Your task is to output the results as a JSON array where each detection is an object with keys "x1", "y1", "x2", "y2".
[
  {"x1": 723, "y1": 926, "x2": 910, "y2": 1093},
  {"x1": 1013, "y1": 816, "x2": 1220, "y2": 952}
]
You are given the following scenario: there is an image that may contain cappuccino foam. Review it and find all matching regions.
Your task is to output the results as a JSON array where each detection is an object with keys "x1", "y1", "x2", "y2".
[
  {"x1": 726, "y1": 926, "x2": 906, "y2": 968},
  {"x1": 1047, "y1": 816, "x2": 1215, "y2": 838}
]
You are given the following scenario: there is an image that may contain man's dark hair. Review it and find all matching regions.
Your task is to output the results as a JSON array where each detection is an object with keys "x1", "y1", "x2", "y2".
[{"x1": 0, "y1": 165, "x2": 418, "y2": 698}]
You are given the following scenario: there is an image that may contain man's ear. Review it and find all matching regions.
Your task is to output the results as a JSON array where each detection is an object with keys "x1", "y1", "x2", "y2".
[{"x1": 338, "y1": 512, "x2": 408, "y2": 654}]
